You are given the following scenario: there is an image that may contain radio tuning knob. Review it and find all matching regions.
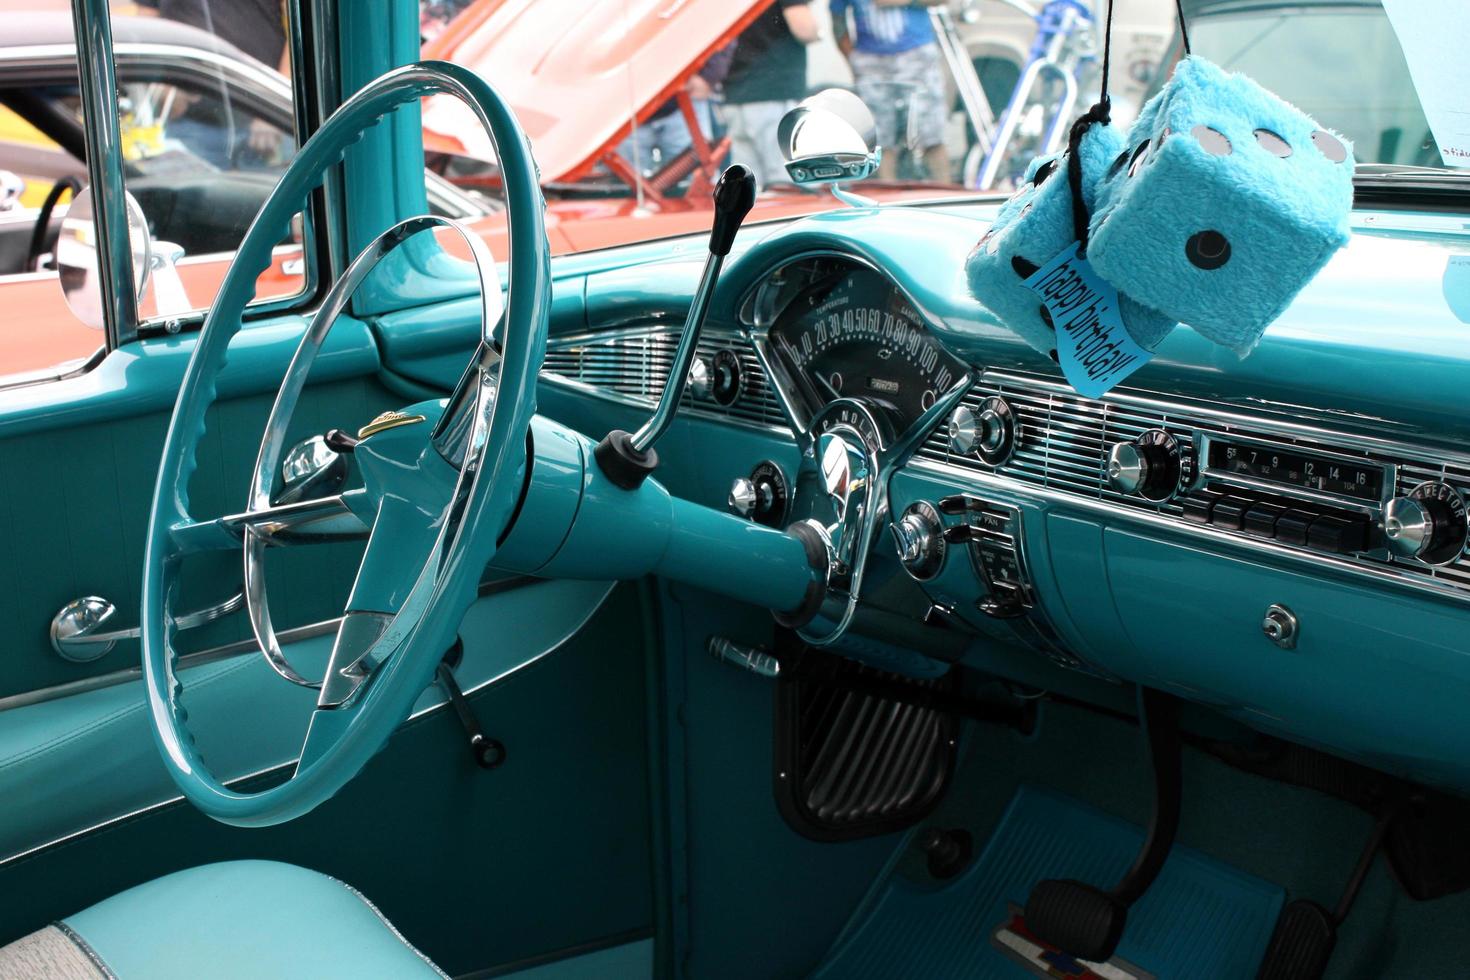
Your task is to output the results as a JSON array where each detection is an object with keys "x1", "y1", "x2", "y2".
[
  {"x1": 1385, "y1": 481, "x2": 1468, "y2": 565},
  {"x1": 1106, "y1": 429, "x2": 1181, "y2": 501}
]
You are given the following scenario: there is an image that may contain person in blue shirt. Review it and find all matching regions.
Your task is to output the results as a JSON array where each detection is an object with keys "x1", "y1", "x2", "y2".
[{"x1": 830, "y1": 0, "x2": 952, "y2": 182}]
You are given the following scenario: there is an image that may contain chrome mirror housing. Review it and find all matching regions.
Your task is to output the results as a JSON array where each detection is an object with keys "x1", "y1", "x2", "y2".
[
  {"x1": 777, "y1": 89, "x2": 882, "y2": 198},
  {"x1": 56, "y1": 186, "x2": 191, "y2": 329}
]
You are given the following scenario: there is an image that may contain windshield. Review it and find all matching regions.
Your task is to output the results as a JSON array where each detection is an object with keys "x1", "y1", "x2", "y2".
[
  {"x1": 2, "y1": 0, "x2": 1463, "y2": 387},
  {"x1": 1182, "y1": 0, "x2": 1449, "y2": 170}
]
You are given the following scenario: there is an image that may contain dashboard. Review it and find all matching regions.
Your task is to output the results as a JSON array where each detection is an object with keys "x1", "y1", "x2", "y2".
[
  {"x1": 538, "y1": 204, "x2": 1470, "y2": 795},
  {"x1": 744, "y1": 256, "x2": 969, "y2": 442}
]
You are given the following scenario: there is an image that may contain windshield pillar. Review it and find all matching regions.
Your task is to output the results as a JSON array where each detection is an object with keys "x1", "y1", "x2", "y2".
[{"x1": 69, "y1": 0, "x2": 139, "y2": 348}]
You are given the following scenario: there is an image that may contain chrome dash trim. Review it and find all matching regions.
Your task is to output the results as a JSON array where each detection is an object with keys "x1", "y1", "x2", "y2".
[
  {"x1": 542, "y1": 324, "x2": 790, "y2": 433},
  {"x1": 911, "y1": 368, "x2": 1470, "y2": 606}
]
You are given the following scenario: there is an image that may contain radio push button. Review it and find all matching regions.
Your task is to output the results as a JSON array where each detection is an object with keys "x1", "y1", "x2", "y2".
[
  {"x1": 1244, "y1": 502, "x2": 1287, "y2": 538},
  {"x1": 1182, "y1": 488, "x2": 1226, "y2": 524},
  {"x1": 1306, "y1": 513, "x2": 1370, "y2": 554},
  {"x1": 1273, "y1": 509, "x2": 1317, "y2": 546},
  {"x1": 1209, "y1": 495, "x2": 1255, "y2": 531}
]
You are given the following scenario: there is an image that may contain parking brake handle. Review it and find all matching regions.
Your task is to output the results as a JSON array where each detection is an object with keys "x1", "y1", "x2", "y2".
[{"x1": 594, "y1": 165, "x2": 757, "y2": 489}]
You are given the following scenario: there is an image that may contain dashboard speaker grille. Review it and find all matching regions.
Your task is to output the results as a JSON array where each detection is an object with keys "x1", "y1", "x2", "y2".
[{"x1": 542, "y1": 327, "x2": 785, "y2": 430}]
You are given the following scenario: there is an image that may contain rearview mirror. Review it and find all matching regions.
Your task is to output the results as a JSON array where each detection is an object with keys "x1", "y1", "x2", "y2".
[
  {"x1": 777, "y1": 89, "x2": 882, "y2": 188},
  {"x1": 56, "y1": 186, "x2": 190, "y2": 329}
]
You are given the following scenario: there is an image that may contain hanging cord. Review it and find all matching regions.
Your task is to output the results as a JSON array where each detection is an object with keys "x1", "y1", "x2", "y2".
[{"x1": 1066, "y1": 0, "x2": 1191, "y2": 252}]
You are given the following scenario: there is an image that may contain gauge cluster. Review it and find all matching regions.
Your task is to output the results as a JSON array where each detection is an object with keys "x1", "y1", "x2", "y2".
[{"x1": 746, "y1": 255, "x2": 969, "y2": 443}]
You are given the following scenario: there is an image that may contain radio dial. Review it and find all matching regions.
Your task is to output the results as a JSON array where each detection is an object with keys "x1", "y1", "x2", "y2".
[
  {"x1": 1385, "y1": 481, "x2": 1468, "y2": 565},
  {"x1": 1107, "y1": 429, "x2": 1182, "y2": 501}
]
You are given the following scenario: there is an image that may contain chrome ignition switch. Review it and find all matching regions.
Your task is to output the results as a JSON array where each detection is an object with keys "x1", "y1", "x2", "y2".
[{"x1": 890, "y1": 501, "x2": 946, "y2": 580}]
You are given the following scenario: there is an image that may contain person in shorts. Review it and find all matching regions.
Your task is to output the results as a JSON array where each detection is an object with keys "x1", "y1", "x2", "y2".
[
  {"x1": 830, "y1": 0, "x2": 951, "y2": 182},
  {"x1": 722, "y1": 0, "x2": 820, "y2": 191}
]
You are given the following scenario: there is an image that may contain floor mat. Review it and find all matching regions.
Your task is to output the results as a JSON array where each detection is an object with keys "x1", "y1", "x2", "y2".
[{"x1": 813, "y1": 785, "x2": 1284, "y2": 979}]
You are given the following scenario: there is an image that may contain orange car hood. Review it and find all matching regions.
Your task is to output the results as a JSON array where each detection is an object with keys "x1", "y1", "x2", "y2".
[{"x1": 421, "y1": 0, "x2": 766, "y2": 183}]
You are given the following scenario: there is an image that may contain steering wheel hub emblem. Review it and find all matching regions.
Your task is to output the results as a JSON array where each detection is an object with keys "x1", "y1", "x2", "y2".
[{"x1": 358, "y1": 410, "x2": 427, "y2": 440}]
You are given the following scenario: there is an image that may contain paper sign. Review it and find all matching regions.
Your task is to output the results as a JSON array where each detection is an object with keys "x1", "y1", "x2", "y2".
[
  {"x1": 1381, "y1": 0, "x2": 1470, "y2": 169},
  {"x1": 1023, "y1": 242, "x2": 1152, "y2": 397}
]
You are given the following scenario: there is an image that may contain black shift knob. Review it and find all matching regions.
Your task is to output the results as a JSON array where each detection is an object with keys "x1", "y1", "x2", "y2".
[{"x1": 709, "y1": 164, "x2": 757, "y2": 257}]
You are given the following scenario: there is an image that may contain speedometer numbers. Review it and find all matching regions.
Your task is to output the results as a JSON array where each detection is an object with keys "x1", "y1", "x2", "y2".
[{"x1": 768, "y1": 261, "x2": 967, "y2": 435}]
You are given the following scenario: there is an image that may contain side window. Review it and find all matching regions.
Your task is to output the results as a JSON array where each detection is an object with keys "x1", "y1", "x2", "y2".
[
  {"x1": 118, "y1": 75, "x2": 301, "y2": 284},
  {"x1": 0, "y1": 4, "x2": 307, "y2": 388}
]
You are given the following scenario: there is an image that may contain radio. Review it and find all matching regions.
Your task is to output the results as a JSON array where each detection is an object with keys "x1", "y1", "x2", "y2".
[{"x1": 1103, "y1": 430, "x2": 1470, "y2": 565}]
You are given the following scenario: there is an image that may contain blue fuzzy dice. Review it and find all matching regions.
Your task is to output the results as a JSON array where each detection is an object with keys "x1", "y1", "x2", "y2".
[
  {"x1": 966, "y1": 123, "x2": 1175, "y2": 359},
  {"x1": 1088, "y1": 57, "x2": 1354, "y2": 354}
]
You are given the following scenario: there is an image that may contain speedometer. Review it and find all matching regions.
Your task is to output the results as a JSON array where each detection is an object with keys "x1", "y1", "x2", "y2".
[{"x1": 764, "y1": 257, "x2": 967, "y2": 437}]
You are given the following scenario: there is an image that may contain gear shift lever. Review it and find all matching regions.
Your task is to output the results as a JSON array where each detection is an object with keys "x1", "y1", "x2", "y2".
[{"x1": 595, "y1": 165, "x2": 758, "y2": 489}]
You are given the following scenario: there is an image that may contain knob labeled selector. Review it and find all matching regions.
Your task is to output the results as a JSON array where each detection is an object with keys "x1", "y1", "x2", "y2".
[
  {"x1": 1106, "y1": 429, "x2": 1182, "y2": 501},
  {"x1": 728, "y1": 460, "x2": 789, "y2": 528},
  {"x1": 890, "y1": 501, "x2": 945, "y2": 580},
  {"x1": 948, "y1": 396, "x2": 1017, "y2": 465},
  {"x1": 1385, "y1": 481, "x2": 1468, "y2": 565}
]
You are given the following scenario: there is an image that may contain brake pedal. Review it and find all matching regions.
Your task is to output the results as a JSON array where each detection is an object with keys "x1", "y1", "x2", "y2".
[
  {"x1": 1021, "y1": 688, "x2": 1182, "y2": 963},
  {"x1": 1255, "y1": 799, "x2": 1405, "y2": 980}
]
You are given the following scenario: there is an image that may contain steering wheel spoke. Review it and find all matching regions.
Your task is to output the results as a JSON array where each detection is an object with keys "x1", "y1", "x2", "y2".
[{"x1": 169, "y1": 490, "x2": 370, "y2": 555}]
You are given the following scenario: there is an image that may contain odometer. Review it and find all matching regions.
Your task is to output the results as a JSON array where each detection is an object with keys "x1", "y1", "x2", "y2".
[{"x1": 767, "y1": 259, "x2": 966, "y2": 435}]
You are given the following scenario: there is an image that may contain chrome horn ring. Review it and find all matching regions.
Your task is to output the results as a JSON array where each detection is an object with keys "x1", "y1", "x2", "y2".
[{"x1": 244, "y1": 214, "x2": 501, "y2": 688}]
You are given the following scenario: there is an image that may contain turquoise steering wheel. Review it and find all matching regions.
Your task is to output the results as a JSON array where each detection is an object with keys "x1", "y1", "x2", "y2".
[{"x1": 140, "y1": 62, "x2": 550, "y2": 827}]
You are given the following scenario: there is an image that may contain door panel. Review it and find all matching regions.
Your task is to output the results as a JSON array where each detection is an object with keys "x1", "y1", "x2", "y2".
[
  {"x1": 0, "y1": 583, "x2": 654, "y2": 978},
  {"x1": 0, "y1": 319, "x2": 388, "y2": 700}
]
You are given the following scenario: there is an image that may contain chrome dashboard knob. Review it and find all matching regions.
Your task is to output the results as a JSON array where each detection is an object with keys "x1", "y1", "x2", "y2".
[
  {"x1": 1385, "y1": 482, "x2": 1467, "y2": 564},
  {"x1": 1106, "y1": 442, "x2": 1150, "y2": 495},
  {"x1": 728, "y1": 461, "x2": 790, "y2": 527},
  {"x1": 947, "y1": 406, "x2": 979, "y2": 455},
  {"x1": 978, "y1": 408, "x2": 1007, "y2": 453},
  {"x1": 1106, "y1": 429, "x2": 1181, "y2": 501},
  {"x1": 890, "y1": 502, "x2": 945, "y2": 580},
  {"x1": 1384, "y1": 496, "x2": 1433, "y2": 558},
  {"x1": 687, "y1": 356, "x2": 713, "y2": 400},
  {"x1": 729, "y1": 477, "x2": 758, "y2": 517}
]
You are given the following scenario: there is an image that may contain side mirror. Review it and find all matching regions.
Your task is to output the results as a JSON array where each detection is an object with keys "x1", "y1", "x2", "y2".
[
  {"x1": 777, "y1": 89, "x2": 882, "y2": 195},
  {"x1": 57, "y1": 186, "x2": 191, "y2": 329},
  {"x1": 0, "y1": 170, "x2": 23, "y2": 212}
]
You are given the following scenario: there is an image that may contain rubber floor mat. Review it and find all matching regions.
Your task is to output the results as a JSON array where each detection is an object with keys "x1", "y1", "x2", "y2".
[{"x1": 813, "y1": 785, "x2": 1284, "y2": 979}]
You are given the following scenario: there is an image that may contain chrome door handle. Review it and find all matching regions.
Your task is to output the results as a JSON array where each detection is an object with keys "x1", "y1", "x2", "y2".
[{"x1": 51, "y1": 590, "x2": 245, "y2": 663}]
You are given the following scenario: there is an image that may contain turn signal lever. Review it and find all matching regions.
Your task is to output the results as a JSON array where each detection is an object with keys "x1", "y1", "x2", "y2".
[{"x1": 595, "y1": 164, "x2": 758, "y2": 489}]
